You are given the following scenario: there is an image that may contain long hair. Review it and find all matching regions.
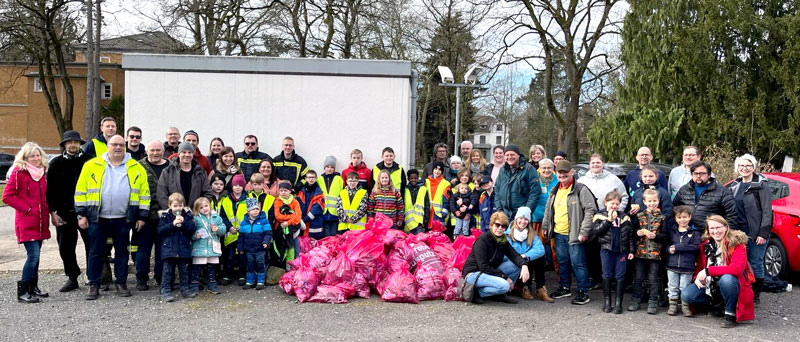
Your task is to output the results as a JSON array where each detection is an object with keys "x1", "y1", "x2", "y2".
[
  {"x1": 466, "y1": 149, "x2": 486, "y2": 173},
  {"x1": 529, "y1": 144, "x2": 546, "y2": 161},
  {"x1": 509, "y1": 216, "x2": 536, "y2": 246},
  {"x1": 13, "y1": 142, "x2": 48, "y2": 171},
  {"x1": 207, "y1": 137, "x2": 224, "y2": 156},
  {"x1": 372, "y1": 169, "x2": 397, "y2": 195},
  {"x1": 703, "y1": 215, "x2": 732, "y2": 262},
  {"x1": 215, "y1": 146, "x2": 236, "y2": 170},
  {"x1": 258, "y1": 159, "x2": 278, "y2": 184}
]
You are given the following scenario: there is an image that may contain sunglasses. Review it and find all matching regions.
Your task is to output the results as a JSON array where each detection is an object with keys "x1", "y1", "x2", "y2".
[
  {"x1": 492, "y1": 223, "x2": 508, "y2": 229},
  {"x1": 245, "y1": 142, "x2": 257, "y2": 146},
  {"x1": 128, "y1": 135, "x2": 141, "y2": 139}
]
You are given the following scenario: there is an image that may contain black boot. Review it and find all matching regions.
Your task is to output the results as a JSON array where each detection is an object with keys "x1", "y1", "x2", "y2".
[
  {"x1": 614, "y1": 280, "x2": 625, "y2": 314},
  {"x1": 488, "y1": 294, "x2": 518, "y2": 304},
  {"x1": 721, "y1": 314, "x2": 737, "y2": 328},
  {"x1": 86, "y1": 285, "x2": 100, "y2": 300},
  {"x1": 59, "y1": 276, "x2": 80, "y2": 292},
  {"x1": 30, "y1": 277, "x2": 49, "y2": 298},
  {"x1": 753, "y1": 278, "x2": 764, "y2": 305},
  {"x1": 17, "y1": 281, "x2": 40, "y2": 303},
  {"x1": 602, "y1": 279, "x2": 613, "y2": 313}
]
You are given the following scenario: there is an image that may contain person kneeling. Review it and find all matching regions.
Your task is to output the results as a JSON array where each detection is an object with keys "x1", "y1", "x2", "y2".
[{"x1": 501, "y1": 207, "x2": 553, "y2": 303}]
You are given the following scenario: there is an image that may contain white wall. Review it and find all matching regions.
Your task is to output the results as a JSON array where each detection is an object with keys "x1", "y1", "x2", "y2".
[{"x1": 125, "y1": 70, "x2": 411, "y2": 173}]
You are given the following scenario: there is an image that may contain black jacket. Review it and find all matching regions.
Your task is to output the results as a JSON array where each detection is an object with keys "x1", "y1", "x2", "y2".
[
  {"x1": 273, "y1": 150, "x2": 308, "y2": 191},
  {"x1": 45, "y1": 151, "x2": 89, "y2": 219},
  {"x1": 235, "y1": 149, "x2": 271, "y2": 182},
  {"x1": 591, "y1": 210, "x2": 634, "y2": 254},
  {"x1": 157, "y1": 208, "x2": 195, "y2": 260},
  {"x1": 449, "y1": 190, "x2": 478, "y2": 219},
  {"x1": 672, "y1": 178, "x2": 738, "y2": 231},
  {"x1": 726, "y1": 174, "x2": 773, "y2": 240},
  {"x1": 462, "y1": 232, "x2": 525, "y2": 279}
]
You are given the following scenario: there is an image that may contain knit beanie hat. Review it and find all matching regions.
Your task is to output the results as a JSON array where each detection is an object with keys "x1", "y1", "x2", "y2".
[
  {"x1": 323, "y1": 155, "x2": 337, "y2": 168},
  {"x1": 554, "y1": 151, "x2": 568, "y2": 159},
  {"x1": 178, "y1": 141, "x2": 195, "y2": 154},
  {"x1": 504, "y1": 144, "x2": 522, "y2": 157},
  {"x1": 449, "y1": 155, "x2": 462, "y2": 165},
  {"x1": 246, "y1": 197, "x2": 260, "y2": 212},
  {"x1": 210, "y1": 174, "x2": 226, "y2": 186},
  {"x1": 183, "y1": 130, "x2": 199, "y2": 140},
  {"x1": 514, "y1": 206, "x2": 532, "y2": 221},
  {"x1": 231, "y1": 173, "x2": 245, "y2": 188}
]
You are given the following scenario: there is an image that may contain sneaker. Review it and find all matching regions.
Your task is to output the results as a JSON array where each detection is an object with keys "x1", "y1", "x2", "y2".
[
  {"x1": 256, "y1": 283, "x2": 265, "y2": 290},
  {"x1": 243, "y1": 282, "x2": 254, "y2": 290},
  {"x1": 220, "y1": 278, "x2": 232, "y2": 286},
  {"x1": 647, "y1": 300, "x2": 659, "y2": 314},
  {"x1": 162, "y1": 292, "x2": 176, "y2": 302},
  {"x1": 182, "y1": 290, "x2": 197, "y2": 298},
  {"x1": 237, "y1": 278, "x2": 246, "y2": 286},
  {"x1": 550, "y1": 287, "x2": 571, "y2": 299},
  {"x1": 628, "y1": 300, "x2": 641, "y2": 311},
  {"x1": 571, "y1": 291, "x2": 590, "y2": 305}
]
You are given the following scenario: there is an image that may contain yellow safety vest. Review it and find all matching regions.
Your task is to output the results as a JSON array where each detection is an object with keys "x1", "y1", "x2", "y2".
[
  {"x1": 372, "y1": 165, "x2": 404, "y2": 191},
  {"x1": 92, "y1": 138, "x2": 108, "y2": 156},
  {"x1": 318, "y1": 174, "x2": 343, "y2": 216},
  {"x1": 225, "y1": 198, "x2": 248, "y2": 246},
  {"x1": 449, "y1": 183, "x2": 475, "y2": 225},
  {"x1": 338, "y1": 189, "x2": 367, "y2": 231},
  {"x1": 404, "y1": 186, "x2": 428, "y2": 232},
  {"x1": 74, "y1": 156, "x2": 150, "y2": 221},
  {"x1": 426, "y1": 178, "x2": 450, "y2": 220}
]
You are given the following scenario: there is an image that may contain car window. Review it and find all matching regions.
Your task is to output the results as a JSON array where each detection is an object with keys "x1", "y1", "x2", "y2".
[{"x1": 766, "y1": 179, "x2": 789, "y2": 200}]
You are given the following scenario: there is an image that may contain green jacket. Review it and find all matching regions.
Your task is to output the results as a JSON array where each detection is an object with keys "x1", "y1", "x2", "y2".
[
  {"x1": 542, "y1": 179, "x2": 597, "y2": 245},
  {"x1": 495, "y1": 161, "x2": 541, "y2": 219}
]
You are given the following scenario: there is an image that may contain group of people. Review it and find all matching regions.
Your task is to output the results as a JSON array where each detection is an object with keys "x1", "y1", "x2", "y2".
[{"x1": 3, "y1": 118, "x2": 772, "y2": 328}]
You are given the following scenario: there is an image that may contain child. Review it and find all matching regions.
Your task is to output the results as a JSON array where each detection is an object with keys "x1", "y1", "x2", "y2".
[
  {"x1": 210, "y1": 174, "x2": 236, "y2": 232},
  {"x1": 238, "y1": 198, "x2": 272, "y2": 290},
  {"x1": 337, "y1": 172, "x2": 369, "y2": 232},
  {"x1": 371, "y1": 147, "x2": 406, "y2": 197},
  {"x1": 425, "y1": 161, "x2": 450, "y2": 228},
  {"x1": 248, "y1": 172, "x2": 276, "y2": 223},
  {"x1": 191, "y1": 197, "x2": 227, "y2": 294},
  {"x1": 478, "y1": 175, "x2": 496, "y2": 233},
  {"x1": 222, "y1": 173, "x2": 248, "y2": 286},
  {"x1": 298, "y1": 170, "x2": 325, "y2": 239},
  {"x1": 368, "y1": 169, "x2": 404, "y2": 229},
  {"x1": 472, "y1": 173, "x2": 484, "y2": 229},
  {"x1": 342, "y1": 149, "x2": 371, "y2": 190},
  {"x1": 274, "y1": 181, "x2": 302, "y2": 263},
  {"x1": 319, "y1": 156, "x2": 344, "y2": 237},
  {"x1": 629, "y1": 164, "x2": 674, "y2": 230},
  {"x1": 666, "y1": 205, "x2": 701, "y2": 316},
  {"x1": 591, "y1": 190, "x2": 633, "y2": 314},
  {"x1": 450, "y1": 183, "x2": 477, "y2": 236},
  {"x1": 404, "y1": 169, "x2": 430, "y2": 234},
  {"x1": 157, "y1": 193, "x2": 196, "y2": 302},
  {"x1": 629, "y1": 189, "x2": 667, "y2": 314}
]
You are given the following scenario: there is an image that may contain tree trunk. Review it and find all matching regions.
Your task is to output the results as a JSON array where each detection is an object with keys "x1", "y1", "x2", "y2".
[{"x1": 84, "y1": 0, "x2": 95, "y2": 137}]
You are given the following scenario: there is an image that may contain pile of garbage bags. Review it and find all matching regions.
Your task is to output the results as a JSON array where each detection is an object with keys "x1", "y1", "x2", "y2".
[{"x1": 279, "y1": 214, "x2": 480, "y2": 304}]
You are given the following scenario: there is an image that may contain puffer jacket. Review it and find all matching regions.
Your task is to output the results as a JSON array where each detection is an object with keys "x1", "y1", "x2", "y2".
[
  {"x1": 693, "y1": 230, "x2": 754, "y2": 322},
  {"x1": 577, "y1": 170, "x2": 629, "y2": 212},
  {"x1": 158, "y1": 208, "x2": 195, "y2": 259},
  {"x1": 192, "y1": 212, "x2": 227, "y2": 257},
  {"x1": 726, "y1": 174, "x2": 772, "y2": 240},
  {"x1": 542, "y1": 179, "x2": 597, "y2": 245},
  {"x1": 157, "y1": 158, "x2": 211, "y2": 210},
  {"x1": 478, "y1": 190, "x2": 496, "y2": 232},
  {"x1": 631, "y1": 184, "x2": 674, "y2": 230},
  {"x1": 503, "y1": 228, "x2": 545, "y2": 262},
  {"x1": 591, "y1": 210, "x2": 633, "y2": 254},
  {"x1": 666, "y1": 224, "x2": 701, "y2": 273},
  {"x1": 495, "y1": 161, "x2": 541, "y2": 219},
  {"x1": 238, "y1": 211, "x2": 272, "y2": 254},
  {"x1": 633, "y1": 209, "x2": 667, "y2": 260},
  {"x1": 672, "y1": 178, "x2": 738, "y2": 231},
  {"x1": 3, "y1": 166, "x2": 50, "y2": 243}
]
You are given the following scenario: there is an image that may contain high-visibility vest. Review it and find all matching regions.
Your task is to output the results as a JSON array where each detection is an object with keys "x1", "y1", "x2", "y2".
[
  {"x1": 404, "y1": 186, "x2": 428, "y2": 232},
  {"x1": 248, "y1": 191, "x2": 276, "y2": 214},
  {"x1": 93, "y1": 138, "x2": 108, "y2": 156},
  {"x1": 338, "y1": 189, "x2": 367, "y2": 231},
  {"x1": 74, "y1": 156, "x2": 150, "y2": 220},
  {"x1": 426, "y1": 178, "x2": 450, "y2": 220},
  {"x1": 225, "y1": 198, "x2": 248, "y2": 246},
  {"x1": 318, "y1": 174, "x2": 343, "y2": 216},
  {"x1": 372, "y1": 165, "x2": 404, "y2": 191},
  {"x1": 449, "y1": 183, "x2": 475, "y2": 225}
]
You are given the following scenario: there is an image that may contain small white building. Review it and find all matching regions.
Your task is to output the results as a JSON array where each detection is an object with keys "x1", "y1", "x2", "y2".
[{"x1": 472, "y1": 115, "x2": 508, "y2": 153}]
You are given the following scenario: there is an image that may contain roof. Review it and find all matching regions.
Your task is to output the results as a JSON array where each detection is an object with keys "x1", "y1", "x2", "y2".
[{"x1": 75, "y1": 32, "x2": 189, "y2": 53}]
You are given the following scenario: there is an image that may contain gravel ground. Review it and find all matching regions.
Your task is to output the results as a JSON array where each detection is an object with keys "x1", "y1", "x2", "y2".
[{"x1": 0, "y1": 273, "x2": 797, "y2": 341}]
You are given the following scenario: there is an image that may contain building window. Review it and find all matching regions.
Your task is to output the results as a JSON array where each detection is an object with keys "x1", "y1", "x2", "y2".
[
  {"x1": 479, "y1": 135, "x2": 486, "y2": 144},
  {"x1": 496, "y1": 124, "x2": 503, "y2": 131},
  {"x1": 33, "y1": 78, "x2": 42, "y2": 92},
  {"x1": 100, "y1": 56, "x2": 111, "y2": 63},
  {"x1": 102, "y1": 83, "x2": 112, "y2": 99},
  {"x1": 479, "y1": 124, "x2": 488, "y2": 130},
  {"x1": 496, "y1": 136, "x2": 502, "y2": 145}
]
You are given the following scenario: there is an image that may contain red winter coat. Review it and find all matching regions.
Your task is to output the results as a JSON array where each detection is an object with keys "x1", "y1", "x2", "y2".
[
  {"x1": 2, "y1": 166, "x2": 51, "y2": 243},
  {"x1": 693, "y1": 230, "x2": 754, "y2": 322},
  {"x1": 342, "y1": 162, "x2": 372, "y2": 190}
]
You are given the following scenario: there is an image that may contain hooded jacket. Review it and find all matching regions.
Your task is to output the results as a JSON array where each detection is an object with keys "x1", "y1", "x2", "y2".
[
  {"x1": 633, "y1": 208, "x2": 667, "y2": 260},
  {"x1": 46, "y1": 150, "x2": 89, "y2": 219},
  {"x1": 157, "y1": 158, "x2": 211, "y2": 211},
  {"x1": 273, "y1": 150, "x2": 309, "y2": 191},
  {"x1": 82, "y1": 133, "x2": 107, "y2": 158},
  {"x1": 158, "y1": 208, "x2": 195, "y2": 260},
  {"x1": 726, "y1": 174, "x2": 772, "y2": 240},
  {"x1": 624, "y1": 166, "x2": 668, "y2": 198},
  {"x1": 693, "y1": 230, "x2": 755, "y2": 322},
  {"x1": 577, "y1": 169, "x2": 629, "y2": 212},
  {"x1": 238, "y1": 211, "x2": 273, "y2": 253},
  {"x1": 672, "y1": 178, "x2": 738, "y2": 231},
  {"x1": 342, "y1": 162, "x2": 372, "y2": 191},
  {"x1": 495, "y1": 160, "x2": 541, "y2": 220},
  {"x1": 504, "y1": 227, "x2": 545, "y2": 262},
  {"x1": 298, "y1": 183, "x2": 325, "y2": 229},
  {"x1": 532, "y1": 176, "x2": 558, "y2": 223},
  {"x1": 192, "y1": 212, "x2": 227, "y2": 257}
]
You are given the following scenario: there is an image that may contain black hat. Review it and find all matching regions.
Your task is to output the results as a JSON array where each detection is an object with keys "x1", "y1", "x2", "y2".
[
  {"x1": 479, "y1": 175, "x2": 493, "y2": 185},
  {"x1": 554, "y1": 151, "x2": 568, "y2": 159},
  {"x1": 278, "y1": 182, "x2": 293, "y2": 191},
  {"x1": 59, "y1": 130, "x2": 85, "y2": 147},
  {"x1": 504, "y1": 144, "x2": 522, "y2": 157},
  {"x1": 432, "y1": 160, "x2": 446, "y2": 172}
]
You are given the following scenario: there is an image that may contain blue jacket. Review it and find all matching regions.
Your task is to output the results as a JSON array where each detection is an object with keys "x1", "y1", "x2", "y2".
[
  {"x1": 503, "y1": 227, "x2": 545, "y2": 262},
  {"x1": 298, "y1": 184, "x2": 324, "y2": 228},
  {"x1": 666, "y1": 224, "x2": 701, "y2": 273},
  {"x1": 533, "y1": 177, "x2": 558, "y2": 223},
  {"x1": 631, "y1": 184, "x2": 674, "y2": 230},
  {"x1": 192, "y1": 213, "x2": 227, "y2": 257},
  {"x1": 238, "y1": 211, "x2": 272, "y2": 254},
  {"x1": 495, "y1": 161, "x2": 541, "y2": 220},
  {"x1": 157, "y1": 209, "x2": 195, "y2": 260},
  {"x1": 479, "y1": 190, "x2": 496, "y2": 232}
]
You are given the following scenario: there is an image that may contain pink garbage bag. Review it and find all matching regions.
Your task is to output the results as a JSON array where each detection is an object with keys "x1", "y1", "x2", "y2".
[
  {"x1": 409, "y1": 242, "x2": 443, "y2": 274},
  {"x1": 293, "y1": 262, "x2": 321, "y2": 303},
  {"x1": 415, "y1": 264, "x2": 445, "y2": 301},
  {"x1": 442, "y1": 267, "x2": 464, "y2": 301},
  {"x1": 308, "y1": 285, "x2": 348, "y2": 304},
  {"x1": 380, "y1": 268, "x2": 419, "y2": 304},
  {"x1": 279, "y1": 270, "x2": 296, "y2": 294},
  {"x1": 323, "y1": 250, "x2": 355, "y2": 285}
]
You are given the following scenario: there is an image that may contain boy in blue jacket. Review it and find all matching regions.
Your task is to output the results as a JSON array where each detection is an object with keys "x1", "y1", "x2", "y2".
[
  {"x1": 157, "y1": 193, "x2": 196, "y2": 302},
  {"x1": 238, "y1": 198, "x2": 272, "y2": 290},
  {"x1": 666, "y1": 205, "x2": 701, "y2": 316},
  {"x1": 478, "y1": 175, "x2": 496, "y2": 232}
]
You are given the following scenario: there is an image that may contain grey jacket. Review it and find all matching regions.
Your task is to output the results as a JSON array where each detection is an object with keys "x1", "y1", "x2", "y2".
[
  {"x1": 157, "y1": 158, "x2": 211, "y2": 210},
  {"x1": 542, "y1": 179, "x2": 598, "y2": 245},
  {"x1": 577, "y1": 170, "x2": 629, "y2": 212},
  {"x1": 726, "y1": 174, "x2": 772, "y2": 240}
]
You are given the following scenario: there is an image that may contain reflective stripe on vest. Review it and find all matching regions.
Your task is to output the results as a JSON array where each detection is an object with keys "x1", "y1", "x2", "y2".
[
  {"x1": 74, "y1": 156, "x2": 151, "y2": 218},
  {"x1": 404, "y1": 186, "x2": 428, "y2": 232},
  {"x1": 372, "y1": 165, "x2": 404, "y2": 191},
  {"x1": 338, "y1": 189, "x2": 367, "y2": 231},
  {"x1": 426, "y1": 178, "x2": 450, "y2": 219},
  {"x1": 318, "y1": 174, "x2": 343, "y2": 216}
]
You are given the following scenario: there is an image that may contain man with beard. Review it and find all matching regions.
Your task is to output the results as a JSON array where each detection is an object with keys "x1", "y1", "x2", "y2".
[{"x1": 672, "y1": 161, "x2": 738, "y2": 231}]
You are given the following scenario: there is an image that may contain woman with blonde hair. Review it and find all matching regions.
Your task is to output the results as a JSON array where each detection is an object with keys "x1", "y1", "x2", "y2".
[
  {"x1": 528, "y1": 144, "x2": 546, "y2": 169},
  {"x1": 2, "y1": 142, "x2": 51, "y2": 303},
  {"x1": 465, "y1": 149, "x2": 486, "y2": 176}
]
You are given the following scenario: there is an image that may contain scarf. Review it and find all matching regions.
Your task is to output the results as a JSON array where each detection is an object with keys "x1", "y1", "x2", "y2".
[
  {"x1": 278, "y1": 195, "x2": 295, "y2": 205},
  {"x1": 26, "y1": 162, "x2": 44, "y2": 181},
  {"x1": 513, "y1": 228, "x2": 529, "y2": 242},
  {"x1": 492, "y1": 231, "x2": 507, "y2": 244},
  {"x1": 703, "y1": 239, "x2": 723, "y2": 302}
]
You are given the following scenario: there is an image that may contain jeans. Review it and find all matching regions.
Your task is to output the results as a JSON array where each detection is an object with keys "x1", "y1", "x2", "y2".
[
  {"x1": 246, "y1": 251, "x2": 266, "y2": 274},
  {"x1": 667, "y1": 270, "x2": 692, "y2": 299},
  {"x1": 87, "y1": 218, "x2": 130, "y2": 286},
  {"x1": 681, "y1": 274, "x2": 739, "y2": 315},
  {"x1": 161, "y1": 258, "x2": 190, "y2": 294},
  {"x1": 21, "y1": 240, "x2": 42, "y2": 282},
  {"x1": 554, "y1": 233, "x2": 590, "y2": 292},
  {"x1": 465, "y1": 272, "x2": 511, "y2": 298},
  {"x1": 322, "y1": 220, "x2": 338, "y2": 237},
  {"x1": 454, "y1": 217, "x2": 470, "y2": 236},
  {"x1": 747, "y1": 239, "x2": 768, "y2": 279},
  {"x1": 600, "y1": 250, "x2": 627, "y2": 281},
  {"x1": 56, "y1": 216, "x2": 89, "y2": 279},
  {"x1": 633, "y1": 258, "x2": 661, "y2": 301},
  {"x1": 133, "y1": 218, "x2": 162, "y2": 281}
]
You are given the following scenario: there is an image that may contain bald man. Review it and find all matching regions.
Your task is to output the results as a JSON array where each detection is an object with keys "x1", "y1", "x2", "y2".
[{"x1": 623, "y1": 146, "x2": 668, "y2": 199}]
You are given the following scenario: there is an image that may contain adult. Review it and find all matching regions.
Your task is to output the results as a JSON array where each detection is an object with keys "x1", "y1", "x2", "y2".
[
  {"x1": 542, "y1": 160, "x2": 597, "y2": 305},
  {"x1": 459, "y1": 140, "x2": 473, "y2": 162},
  {"x1": 533, "y1": 158, "x2": 558, "y2": 269},
  {"x1": 371, "y1": 146, "x2": 406, "y2": 197},
  {"x1": 75, "y1": 135, "x2": 150, "y2": 300},
  {"x1": 624, "y1": 146, "x2": 668, "y2": 197},
  {"x1": 726, "y1": 153, "x2": 772, "y2": 303},
  {"x1": 3, "y1": 142, "x2": 50, "y2": 303},
  {"x1": 83, "y1": 116, "x2": 117, "y2": 158},
  {"x1": 163, "y1": 127, "x2": 181, "y2": 156},
  {"x1": 133, "y1": 140, "x2": 170, "y2": 290},
  {"x1": 528, "y1": 144, "x2": 546, "y2": 170},
  {"x1": 235, "y1": 134, "x2": 271, "y2": 182},
  {"x1": 256, "y1": 159, "x2": 280, "y2": 196},
  {"x1": 273, "y1": 136, "x2": 309, "y2": 191},
  {"x1": 500, "y1": 207, "x2": 552, "y2": 302},
  {"x1": 125, "y1": 126, "x2": 145, "y2": 161},
  {"x1": 553, "y1": 151, "x2": 567, "y2": 166},
  {"x1": 672, "y1": 161, "x2": 738, "y2": 231},
  {"x1": 461, "y1": 212, "x2": 530, "y2": 304},
  {"x1": 209, "y1": 146, "x2": 241, "y2": 192},
  {"x1": 158, "y1": 142, "x2": 211, "y2": 211},
  {"x1": 207, "y1": 137, "x2": 225, "y2": 168},
  {"x1": 681, "y1": 215, "x2": 754, "y2": 327},
  {"x1": 167, "y1": 130, "x2": 211, "y2": 175},
  {"x1": 578, "y1": 153, "x2": 628, "y2": 212},
  {"x1": 465, "y1": 149, "x2": 486, "y2": 176},
  {"x1": 669, "y1": 146, "x2": 703, "y2": 198},
  {"x1": 421, "y1": 143, "x2": 451, "y2": 180},
  {"x1": 483, "y1": 145, "x2": 505, "y2": 182},
  {"x1": 45, "y1": 130, "x2": 90, "y2": 293},
  {"x1": 495, "y1": 144, "x2": 541, "y2": 220},
  {"x1": 446, "y1": 156, "x2": 462, "y2": 183}
]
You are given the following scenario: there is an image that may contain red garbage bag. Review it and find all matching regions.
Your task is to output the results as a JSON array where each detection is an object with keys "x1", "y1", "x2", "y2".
[
  {"x1": 323, "y1": 250, "x2": 355, "y2": 285},
  {"x1": 308, "y1": 285, "x2": 348, "y2": 304},
  {"x1": 307, "y1": 245, "x2": 335, "y2": 272},
  {"x1": 415, "y1": 264, "x2": 445, "y2": 301},
  {"x1": 293, "y1": 262, "x2": 321, "y2": 303},
  {"x1": 350, "y1": 272, "x2": 371, "y2": 298},
  {"x1": 450, "y1": 245, "x2": 471, "y2": 271},
  {"x1": 279, "y1": 270, "x2": 296, "y2": 294},
  {"x1": 430, "y1": 219, "x2": 445, "y2": 233},
  {"x1": 387, "y1": 240, "x2": 413, "y2": 273},
  {"x1": 452, "y1": 234, "x2": 478, "y2": 252},
  {"x1": 409, "y1": 242, "x2": 443, "y2": 274},
  {"x1": 317, "y1": 235, "x2": 342, "y2": 251},
  {"x1": 383, "y1": 229, "x2": 407, "y2": 249},
  {"x1": 345, "y1": 231, "x2": 383, "y2": 264},
  {"x1": 336, "y1": 282, "x2": 356, "y2": 298},
  {"x1": 442, "y1": 267, "x2": 464, "y2": 301},
  {"x1": 470, "y1": 228, "x2": 482, "y2": 237},
  {"x1": 380, "y1": 268, "x2": 418, "y2": 304},
  {"x1": 297, "y1": 236, "x2": 316, "y2": 254},
  {"x1": 425, "y1": 233, "x2": 455, "y2": 266},
  {"x1": 366, "y1": 254, "x2": 389, "y2": 291},
  {"x1": 369, "y1": 213, "x2": 393, "y2": 235}
]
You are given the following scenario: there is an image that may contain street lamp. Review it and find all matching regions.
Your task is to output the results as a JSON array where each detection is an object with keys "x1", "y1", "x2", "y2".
[{"x1": 437, "y1": 65, "x2": 486, "y2": 156}]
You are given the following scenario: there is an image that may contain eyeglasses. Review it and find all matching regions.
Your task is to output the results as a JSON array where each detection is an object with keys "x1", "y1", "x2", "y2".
[
  {"x1": 738, "y1": 164, "x2": 754, "y2": 169},
  {"x1": 128, "y1": 135, "x2": 141, "y2": 139},
  {"x1": 692, "y1": 172, "x2": 708, "y2": 176},
  {"x1": 245, "y1": 142, "x2": 257, "y2": 146}
]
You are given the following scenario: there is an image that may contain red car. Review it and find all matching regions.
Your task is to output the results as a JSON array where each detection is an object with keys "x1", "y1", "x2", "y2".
[{"x1": 763, "y1": 173, "x2": 800, "y2": 278}]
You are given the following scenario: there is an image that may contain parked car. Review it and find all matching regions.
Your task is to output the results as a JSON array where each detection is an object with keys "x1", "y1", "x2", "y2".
[
  {"x1": 761, "y1": 173, "x2": 800, "y2": 279},
  {"x1": 573, "y1": 162, "x2": 674, "y2": 182},
  {"x1": 0, "y1": 153, "x2": 13, "y2": 181}
]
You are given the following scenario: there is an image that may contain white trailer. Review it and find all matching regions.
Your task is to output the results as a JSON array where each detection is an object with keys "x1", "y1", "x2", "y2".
[{"x1": 123, "y1": 54, "x2": 418, "y2": 172}]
